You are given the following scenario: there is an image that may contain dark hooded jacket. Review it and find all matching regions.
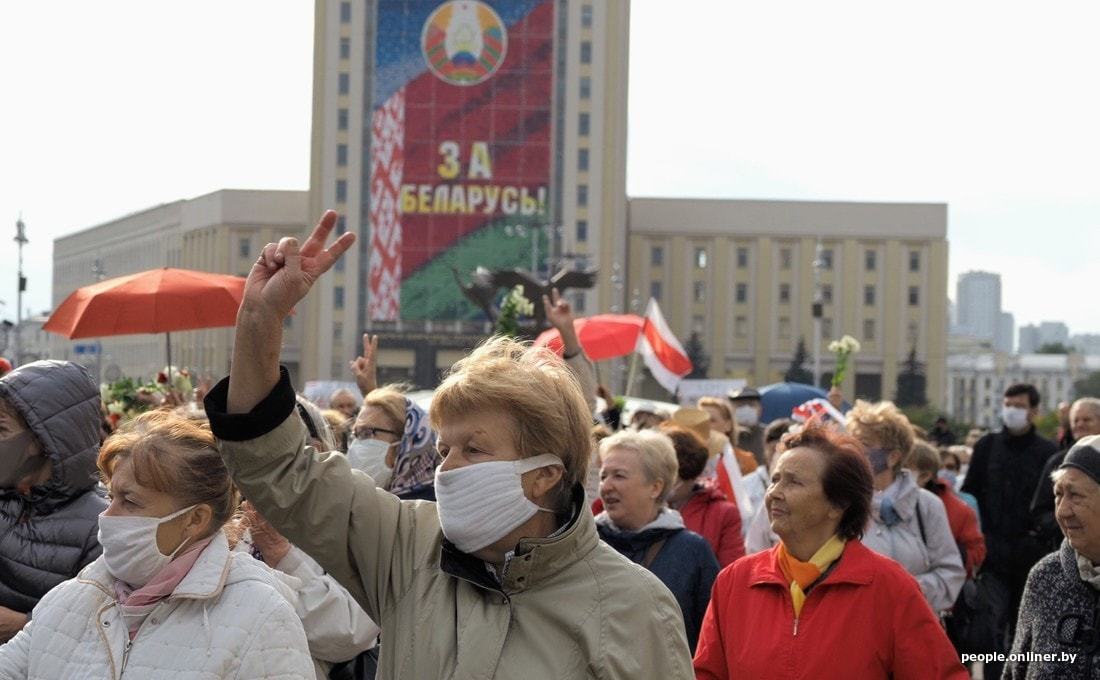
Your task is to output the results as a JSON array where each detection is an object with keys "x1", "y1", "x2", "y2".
[{"x1": 0, "y1": 360, "x2": 106, "y2": 614}]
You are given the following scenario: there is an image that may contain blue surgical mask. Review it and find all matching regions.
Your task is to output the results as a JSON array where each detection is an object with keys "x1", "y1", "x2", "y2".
[
  {"x1": 939, "y1": 470, "x2": 959, "y2": 488},
  {"x1": 866, "y1": 447, "x2": 891, "y2": 474}
]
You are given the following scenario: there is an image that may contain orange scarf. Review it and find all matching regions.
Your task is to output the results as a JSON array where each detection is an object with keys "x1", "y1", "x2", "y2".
[{"x1": 775, "y1": 535, "x2": 846, "y2": 617}]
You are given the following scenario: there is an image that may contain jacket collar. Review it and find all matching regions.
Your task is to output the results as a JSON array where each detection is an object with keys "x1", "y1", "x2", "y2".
[
  {"x1": 78, "y1": 530, "x2": 233, "y2": 602},
  {"x1": 750, "y1": 539, "x2": 876, "y2": 589},
  {"x1": 439, "y1": 483, "x2": 600, "y2": 596},
  {"x1": 872, "y1": 469, "x2": 919, "y2": 521}
]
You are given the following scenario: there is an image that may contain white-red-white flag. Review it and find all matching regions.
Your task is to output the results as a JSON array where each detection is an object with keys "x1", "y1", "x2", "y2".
[{"x1": 636, "y1": 298, "x2": 693, "y2": 393}]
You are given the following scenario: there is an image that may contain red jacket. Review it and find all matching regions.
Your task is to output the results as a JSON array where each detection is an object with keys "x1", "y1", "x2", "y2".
[
  {"x1": 931, "y1": 481, "x2": 986, "y2": 578},
  {"x1": 693, "y1": 540, "x2": 967, "y2": 680},
  {"x1": 679, "y1": 486, "x2": 744, "y2": 568}
]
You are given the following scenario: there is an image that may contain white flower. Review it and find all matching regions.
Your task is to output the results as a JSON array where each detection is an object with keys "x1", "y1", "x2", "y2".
[
  {"x1": 828, "y1": 341, "x2": 842, "y2": 353},
  {"x1": 840, "y1": 335, "x2": 861, "y2": 353},
  {"x1": 107, "y1": 401, "x2": 125, "y2": 415}
]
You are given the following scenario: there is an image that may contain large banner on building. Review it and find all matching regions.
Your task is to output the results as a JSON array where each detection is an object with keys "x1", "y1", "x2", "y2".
[{"x1": 368, "y1": 0, "x2": 555, "y2": 321}]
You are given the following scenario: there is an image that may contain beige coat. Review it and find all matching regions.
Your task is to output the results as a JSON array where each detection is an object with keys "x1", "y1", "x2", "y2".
[{"x1": 217, "y1": 407, "x2": 693, "y2": 679}]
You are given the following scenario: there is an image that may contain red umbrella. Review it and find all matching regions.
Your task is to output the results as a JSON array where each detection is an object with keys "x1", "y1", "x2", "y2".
[
  {"x1": 44, "y1": 268, "x2": 247, "y2": 372},
  {"x1": 534, "y1": 313, "x2": 644, "y2": 361}
]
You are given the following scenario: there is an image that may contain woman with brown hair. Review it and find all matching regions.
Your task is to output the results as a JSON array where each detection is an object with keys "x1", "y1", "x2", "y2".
[{"x1": 0, "y1": 410, "x2": 313, "y2": 678}]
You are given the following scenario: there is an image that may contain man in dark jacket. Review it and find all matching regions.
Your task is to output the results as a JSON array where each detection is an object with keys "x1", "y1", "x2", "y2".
[
  {"x1": 727, "y1": 387, "x2": 765, "y2": 466},
  {"x1": 1032, "y1": 397, "x2": 1100, "y2": 554},
  {"x1": 0, "y1": 360, "x2": 106, "y2": 642},
  {"x1": 961, "y1": 382, "x2": 1059, "y2": 679}
]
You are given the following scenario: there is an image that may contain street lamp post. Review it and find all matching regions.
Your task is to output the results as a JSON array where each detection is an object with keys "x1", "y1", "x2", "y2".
[
  {"x1": 812, "y1": 239, "x2": 824, "y2": 388},
  {"x1": 93, "y1": 258, "x2": 107, "y2": 383},
  {"x1": 14, "y1": 216, "x2": 28, "y2": 368}
]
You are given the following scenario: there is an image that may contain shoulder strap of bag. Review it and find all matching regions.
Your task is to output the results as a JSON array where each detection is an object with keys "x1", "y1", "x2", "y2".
[
  {"x1": 642, "y1": 538, "x2": 668, "y2": 569},
  {"x1": 916, "y1": 495, "x2": 928, "y2": 547}
]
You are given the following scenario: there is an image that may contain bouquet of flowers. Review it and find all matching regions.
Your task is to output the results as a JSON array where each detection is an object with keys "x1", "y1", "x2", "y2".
[
  {"x1": 156, "y1": 365, "x2": 193, "y2": 397},
  {"x1": 100, "y1": 377, "x2": 166, "y2": 428},
  {"x1": 495, "y1": 285, "x2": 535, "y2": 338},
  {"x1": 827, "y1": 335, "x2": 861, "y2": 387}
]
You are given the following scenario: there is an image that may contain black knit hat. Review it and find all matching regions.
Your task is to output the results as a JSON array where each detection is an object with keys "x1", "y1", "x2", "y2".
[{"x1": 1059, "y1": 435, "x2": 1100, "y2": 486}]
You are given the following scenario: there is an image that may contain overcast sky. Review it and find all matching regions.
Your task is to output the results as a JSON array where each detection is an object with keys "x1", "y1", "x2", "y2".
[{"x1": 2, "y1": 1, "x2": 1097, "y2": 339}]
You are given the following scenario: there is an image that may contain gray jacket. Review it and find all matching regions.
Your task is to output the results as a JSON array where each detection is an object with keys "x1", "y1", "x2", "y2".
[
  {"x1": 0, "y1": 360, "x2": 107, "y2": 613},
  {"x1": 1006, "y1": 540, "x2": 1100, "y2": 679}
]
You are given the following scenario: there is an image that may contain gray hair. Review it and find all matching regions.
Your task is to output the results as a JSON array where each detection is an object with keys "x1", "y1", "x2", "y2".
[
  {"x1": 598, "y1": 430, "x2": 678, "y2": 502},
  {"x1": 1072, "y1": 398, "x2": 1100, "y2": 419}
]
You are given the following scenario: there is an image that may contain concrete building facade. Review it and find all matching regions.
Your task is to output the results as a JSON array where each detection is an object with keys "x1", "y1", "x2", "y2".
[
  {"x1": 627, "y1": 198, "x2": 950, "y2": 407},
  {"x1": 51, "y1": 190, "x2": 309, "y2": 384},
  {"x1": 955, "y1": 271, "x2": 1002, "y2": 344}
]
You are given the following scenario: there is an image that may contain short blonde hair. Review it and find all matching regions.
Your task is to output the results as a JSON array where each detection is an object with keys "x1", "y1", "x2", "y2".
[
  {"x1": 598, "y1": 430, "x2": 678, "y2": 502},
  {"x1": 846, "y1": 400, "x2": 915, "y2": 456},
  {"x1": 363, "y1": 386, "x2": 407, "y2": 439},
  {"x1": 431, "y1": 337, "x2": 592, "y2": 506},
  {"x1": 698, "y1": 396, "x2": 738, "y2": 439},
  {"x1": 905, "y1": 440, "x2": 941, "y2": 477}
]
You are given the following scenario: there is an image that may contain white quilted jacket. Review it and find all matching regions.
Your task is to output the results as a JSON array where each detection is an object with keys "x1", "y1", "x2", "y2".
[{"x1": 0, "y1": 530, "x2": 314, "y2": 679}]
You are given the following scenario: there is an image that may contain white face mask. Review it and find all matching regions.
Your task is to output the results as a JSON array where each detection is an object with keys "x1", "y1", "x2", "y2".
[
  {"x1": 434, "y1": 453, "x2": 562, "y2": 554},
  {"x1": 734, "y1": 405, "x2": 759, "y2": 427},
  {"x1": 347, "y1": 438, "x2": 397, "y2": 488},
  {"x1": 1002, "y1": 406, "x2": 1030, "y2": 432},
  {"x1": 97, "y1": 504, "x2": 198, "y2": 587}
]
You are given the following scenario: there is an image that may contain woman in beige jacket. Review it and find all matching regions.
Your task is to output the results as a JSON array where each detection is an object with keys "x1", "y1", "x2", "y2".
[{"x1": 204, "y1": 211, "x2": 694, "y2": 680}]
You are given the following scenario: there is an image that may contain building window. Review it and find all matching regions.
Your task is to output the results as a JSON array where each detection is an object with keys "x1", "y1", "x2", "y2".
[
  {"x1": 650, "y1": 246, "x2": 664, "y2": 266},
  {"x1": 335, "y1": 254, "x2": 345, "y2": 272},
  {"x1": 822, "y1": 318, "x2": 834, "y2": 338},
  {"x1": 577, "y1": 184, "x2": 588, "y2": 207},
  {"x1": 694, "y1": 281, "x2": 706, "y2": 303},
  {"x1": 340, "y1": 1, "x2": 351, "y2": 23},
  {"x1": 863, "y1": 318, "x2": 876, "y2": 341},
  {"x1": 650, "y1": 281, "x2": 662, "y2": 301},
  {"x1": 780, "y1": 247, "x2": 792, "y2": 270},
  {"x1": 580, "y1": 41, "x2": 592, "y2": 64},
  {"x1": 909, "y1": 250, "x2": 921, "y2": 272},
  {"x1": 779, "y1": 283, "x2": 791, "y2": 304},
  {"x1": 336, "y1": 144, "x2": 348, "y2": 167},
  {"x1": 695, "y1": 247, "x2": 708, "y2": 269},
  {"x1": 335, "y1": 215, "x2": 347, "y2": 234},
  {"x1": 578, "y1": 112, "x2": 590, "y2": 136},
  {"x1": 865, "y1": 249, "x2": 876, "y2": 271},
  {"x1": 333, "y1": 321, "x2": 343, "y2": 341},
  {"x1": 864, "y1": 285, "x2": 875, "y2": 306},
  {"x1": 573, "y1": 293, "x2": 587, "y2": 313},
  {"x1": 337, "y1": 108, "x2": 348, "y2": 130},
  {"x1": 580, "y1": 77, "x2": 591, "y2": 99},
  {"x1": 779, "y1": 317, "x2": 791, "y2": 338},
  {"x1": 736, "y1": 247, "x2": 749, "y2": 268},
  {"x1": 340, "y1": 37, "x2": 350, "y2": 60},
  {"x1": 335, "y1": 180, "x2": 347, "y2": 203},
  {"x1": 736, "y1": 283, "x2": 748, "y2": 303},
  {"x1": 238, "y1": 237, "x2": 250, "y2": 259},
  {"x1": 334, "y1": 286, "x2": 345, "y2": 310},
  {"x1": 338, "y1": 72, "x2": 350, "y2": 95},
  {"x1": 577, "y1": 148, "x2": 589, "y2": 172},
  {"x1": 820, "y1": 248, "x2": 834, "y2": 270},
  {"x1": 581, "y1": 4, "x2": 593, "y2": 27},
  {"x1": 909, "y1": 286, "x2": 920, "y2": 306},
  {"x1": 735, "y1": 315, "x2": 748, "y2": 337},
  {"x1": 576, "y1": 220, "x2": 588, "y2": 242},
  {"x1": 908, "y1": 321, "x2": 919, "y2": 344},
  {"x1": 822, "y1": 284, "x2": 833, "y2": 304}
]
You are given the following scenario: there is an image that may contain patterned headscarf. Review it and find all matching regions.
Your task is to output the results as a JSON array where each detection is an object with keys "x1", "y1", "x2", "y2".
[{"x1": 388, "y1": 398, "x2": 440, "y2": 497}]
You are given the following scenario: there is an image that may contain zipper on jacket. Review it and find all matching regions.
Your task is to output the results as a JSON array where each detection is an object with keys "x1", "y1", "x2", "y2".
[
  {"x1": 792, "y1": 618, "x2": 799, "y2": 636},
  {"x1": 121, "y1": 639, "x2": 133, "y2": 675}
]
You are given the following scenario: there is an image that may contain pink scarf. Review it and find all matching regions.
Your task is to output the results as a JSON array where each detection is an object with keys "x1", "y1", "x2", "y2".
[{"x1": 113, "y1": 536, "x2": 214, "y2": 640}]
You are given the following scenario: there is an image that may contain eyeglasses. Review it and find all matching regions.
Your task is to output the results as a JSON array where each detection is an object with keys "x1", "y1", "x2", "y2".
[{"x1": 353, "y1": 426, "x2": 399, "y2": 440}]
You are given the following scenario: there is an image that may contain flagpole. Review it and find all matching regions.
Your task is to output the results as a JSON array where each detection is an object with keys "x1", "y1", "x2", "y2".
[{"x1": 624, "y1": 352, "x2": 640, "y2": 398}]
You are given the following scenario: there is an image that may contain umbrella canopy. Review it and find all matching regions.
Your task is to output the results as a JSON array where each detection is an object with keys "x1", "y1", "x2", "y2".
[
  {"x1": 534, "y1": 313, "x2": 644, "y2": 361},
  {"x1": 44, "y1": 268, "x2": 247, "y2": 340},
  {"x1": 758, "y1": 382, "x2": 848, "y2": 424}
]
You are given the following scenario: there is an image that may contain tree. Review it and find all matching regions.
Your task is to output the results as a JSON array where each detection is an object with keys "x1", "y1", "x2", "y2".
[
  {"x1": 895, "y1": 346, "x2": 928, "y2": 407},
  {"x1": 1076, "y1": 371, "x2": 1100, "y2": 398},
  {"x1": 684, "y1": 332, "x2": 710, "y2": 379},
  {"x1": 784, "y1": 336, "x2": 813, "y2": 384},
  {"x1": 1038, "y1": 342, "x2": 1074, "y2": 354}
]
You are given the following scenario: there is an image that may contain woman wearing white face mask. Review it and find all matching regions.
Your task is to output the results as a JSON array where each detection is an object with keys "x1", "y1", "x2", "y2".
[
  {"x1": 346, "y1": 387, "x2": 439, "y2": 500},
  {"x1": 0, "y1": 410, "x2": 313, "y2": 678},
  {"x1": 204, "y1": 212, "x2": 693, "y2": 679}
]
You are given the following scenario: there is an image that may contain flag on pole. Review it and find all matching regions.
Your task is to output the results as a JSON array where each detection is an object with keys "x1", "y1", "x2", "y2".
[{"x1": 635, "y1": 298, "x2": 693, "y2": 393}]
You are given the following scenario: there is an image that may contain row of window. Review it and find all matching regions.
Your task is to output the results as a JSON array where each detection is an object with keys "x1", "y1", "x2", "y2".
[
  {"x1": 655, "y1": 245, "x2": 924, "y2": 272},
  {"x1": 653, "y1": 280, "x2": 923, "y2": 307}
]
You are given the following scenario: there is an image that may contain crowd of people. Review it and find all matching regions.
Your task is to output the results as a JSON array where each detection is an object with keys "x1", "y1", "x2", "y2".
[{"x1": 0, "y1": 211, "x2": 1098, "y2": 678}]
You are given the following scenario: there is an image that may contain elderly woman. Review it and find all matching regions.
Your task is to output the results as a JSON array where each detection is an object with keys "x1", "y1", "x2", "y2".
[
  {"x1": 1005, "y1": 435, "x2": 1100, "y2": 678},
  {"x1": 0, "y1": 410, "x2": 313, "y2": 678},
  {"x1": 905, "y1": 441, "x2": 986, "y2": 578},
  {"x1": 345, "y1": 386, "x2": 440, "y2": 501},
  {"x1": 693, "y1": 420, "x2": 967, "y2": 679},
  {"x1": 596, "y1": 429, "x2": 719, "y2": 651},
  {"x1": 203, "y1": 212, "x2": 693, "y2": 679},
  {"x1": 846, "y1": 400, "x2": 965, "y2": 614},
  {"x1": 699, "y1": 396, "x2": 757, "y2": 475},
  {"x1": 661, "y1": 424, "x2": 744, "y2": 567}
]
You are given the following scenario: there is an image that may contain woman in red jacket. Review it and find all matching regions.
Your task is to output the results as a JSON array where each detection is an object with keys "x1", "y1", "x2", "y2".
[
  {"x1": 662, "y1": 424, "x2": 745, "y2": 567},
  {"x1": 905, "y1": 440, "x2": 986, "y2": 577},
  {"x1": 693, "y1": 420, "x2": 967, "y2": 680}
]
